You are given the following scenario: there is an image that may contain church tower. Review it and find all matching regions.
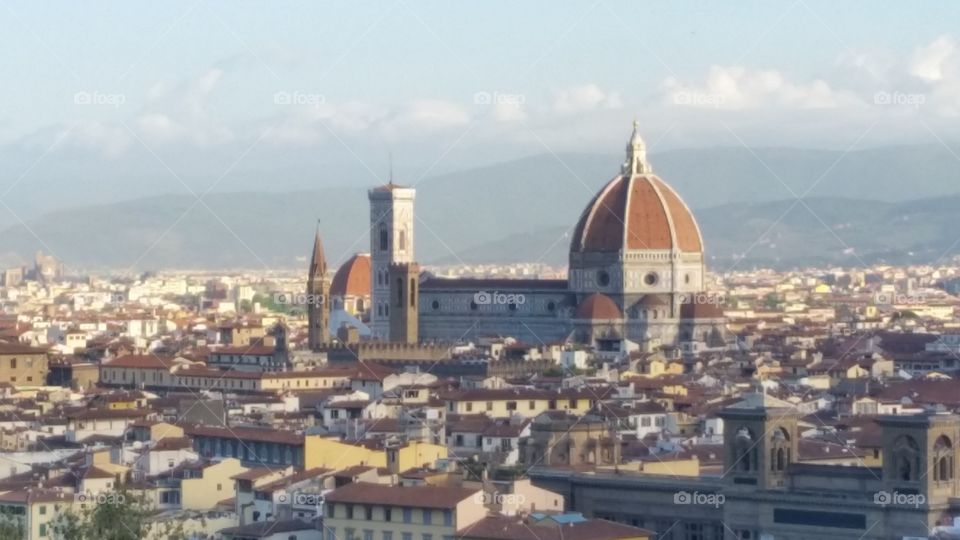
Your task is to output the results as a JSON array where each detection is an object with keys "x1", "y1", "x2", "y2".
[
  {"x1": 718, "y1": 394, "x2": 799, "y2": 490},
  {"x1": 307, "y1": 224, "x2": 330, "y2": 350},
  {"x1": 368, "y1": 182, "x2": 416, "y2": 340}
]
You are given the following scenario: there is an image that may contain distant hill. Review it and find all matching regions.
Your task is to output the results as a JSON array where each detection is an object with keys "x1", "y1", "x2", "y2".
[
  {"x1": 2, "y1": 190, "x2": 960, "y2": 272},
  {"x1": 2, "y1": 144, "x2": 960, "y2": 271}
]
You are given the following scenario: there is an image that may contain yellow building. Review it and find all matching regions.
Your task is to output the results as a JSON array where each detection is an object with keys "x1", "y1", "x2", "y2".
[
  {"x1": 442, "y1": 388, "x2": 612, "y2": 418},
  {"x1": 324, "y1": 483, "x2": 485, "y2": 540},
  {"x1": 0, "y1": 489, "x2": 74, "y2": 540},
  {"x1": 0, "y1": 342, "x2": 50, "y2": 387},
  {"x1": 181, "y1": 458, "x2": 248, "y2": 510},
  {"x1": 304, "y1": 437, "x2": 447, "y2": 472},
  {"x1": 99, "y1": 355, "x2": 352, "y2": 393}
]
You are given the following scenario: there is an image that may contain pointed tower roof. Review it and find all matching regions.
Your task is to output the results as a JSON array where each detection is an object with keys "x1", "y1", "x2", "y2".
[{"x1": 309, "y1": 223, "x2": 327, "y2": 277}]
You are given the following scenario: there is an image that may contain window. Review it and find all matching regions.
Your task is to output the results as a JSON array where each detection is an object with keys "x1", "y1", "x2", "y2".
[
  {"x1": 366, "y1": 506, "x2": 373, "y2": 520},
  {"x1": 529, "y1": 401, "x2": 535, "y2": 410},
  {"x1": 423, "y1": 509, "x2": 432, "y2": 524},
  {"x1": 382, "y1": 533, "x2": 393, "y2": 540},
  {"x1": 443, "y1": 509, "x2": 453, "y2": 526},
  {"x1": 403, "y1": 508, "x2": 412, "y2": 523},
  {"x1": 485, "y1": 401, "x2": 492, "y2": 411},
  {"x1": 364, "y1": 531, "x2": 374, "y2": 540},
  {"x1": 379, "y1": 226, "x2": 389, "y2": 251},
  {"x1": 402, "y1": 534, "x2": 412, "y2": 540},
  {"x1": 347, "y1": 504, "x2": 354, "y2": 519},
  {"x1": 384, "y1": 507, "x2": 392, "y2": 522},
  {"x1": 568, "y1": 399, "x2": 577, "y2": 408},
  {"x1": 10, "y1": 358, "x2": 16, "y2": 369},
  {"x1": 39, "y1": 524, "x2": 47, "y2": 537},
  {"x1": 506, "y1": 401, "x2": 517, "y2": 411},
  {"x1": 39, "y1": 505, "x2": 46, "y2": 515},
  {"x1": 465, "y1": 403, "x2": 473, "y2": 412}
]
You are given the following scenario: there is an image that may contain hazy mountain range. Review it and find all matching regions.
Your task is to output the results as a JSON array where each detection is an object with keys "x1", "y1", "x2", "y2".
[{"x1": 2, "y1": 145, "x2": 960, "y2": 272}]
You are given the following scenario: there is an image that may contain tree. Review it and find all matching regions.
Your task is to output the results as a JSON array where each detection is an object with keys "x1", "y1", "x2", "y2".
[
  {"x1": 0, "y1": 517, "x2": 23, "y2": 540},
  {"x1": 52, "y1": 490, "x2": 186, "y2": 540}
]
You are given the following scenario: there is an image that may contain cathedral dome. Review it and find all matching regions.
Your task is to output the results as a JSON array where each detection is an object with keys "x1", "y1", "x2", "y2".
[
  {"x1": 570, "y1": 122, "x2": 703, "y2": 255},
  {"x1": 575, "y1": 293, "x2": 622, "y2": 320},
  {"x1": 331, "y1": 253, "x2": 371, "y2": 297}
]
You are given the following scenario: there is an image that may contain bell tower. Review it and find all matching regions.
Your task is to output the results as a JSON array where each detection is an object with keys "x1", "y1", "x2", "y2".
[
  {"x1": 718, "y1": 394, "x2": 799, "y2": 490},
  {"x1": 307, "y1": 224, "x2": 330, "y2": 350},
  {"x1": 878, "y1": 413, "x2": 958, "y2": 504},
  {"x1": 368, "y1": 182, "x2": 415, "y2": 340}
]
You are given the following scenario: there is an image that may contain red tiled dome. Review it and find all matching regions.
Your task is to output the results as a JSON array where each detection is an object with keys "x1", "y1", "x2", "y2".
[
  {"x1": 575, "y1": 293, "x2": 622, "y2": 320},
  {"x1": 331, "y1": 253, "x2": 371, "y2": 297},
  {"x1": 570, "y1": 173, "x2": 703, "y2": 254}
]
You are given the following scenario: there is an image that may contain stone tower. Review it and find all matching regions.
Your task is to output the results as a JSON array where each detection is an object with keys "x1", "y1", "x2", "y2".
[
  {"x1": 368, "y1": 182, "x2": 415, "y2": 340},
  {"x1": 718, "y1": 394, "x2": 799, "y2": 490},
  {"x1": 307, "y1": 225, "x2": 330, "y2": 350},
  {"x1": 388, "y1": 262, "x2": 419, "y2": 344},
  {"x1": 878, "y1": 413, "x2": 958, "y2": 504}
]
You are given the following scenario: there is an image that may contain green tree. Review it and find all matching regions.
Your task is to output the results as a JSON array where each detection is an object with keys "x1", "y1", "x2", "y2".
[
  {"x1": 52, "y1": 490, "x2": 185, "y2": 540},
  {"x1": 0, "y1": 517, "x2": 23, "y2": 540}
]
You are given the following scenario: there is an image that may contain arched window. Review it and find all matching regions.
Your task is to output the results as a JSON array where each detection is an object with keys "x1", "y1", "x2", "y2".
[
  {"x1": 379, "y1": 225, "x2": 388, "y2": 251},
  {"x1": 399, "y1": 229, "x2": 406, "y2": 251},
  {"x1": 893, "y1": 435, "x2": 921, "y2": 482},
  {"x1": 734, "y1": 427, "x2": 756, "y2": 472},
  {"x1": 934, "y1": 435, "x2": 954, "y2": 482},
  {"x1": 769, "y1": 428, "x2": 791, "y2": 472}
]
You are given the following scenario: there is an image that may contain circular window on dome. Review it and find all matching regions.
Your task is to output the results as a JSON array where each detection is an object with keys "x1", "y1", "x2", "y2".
[
  {"x1": 431, "y1": 300, "x2": 440, "y2": 310},
  {"x1": 644, "y1": 273, "x2": 658, "y2": 286},
  {"x1": 597, "y1": 270, "x2": 610, "y2": 286}
]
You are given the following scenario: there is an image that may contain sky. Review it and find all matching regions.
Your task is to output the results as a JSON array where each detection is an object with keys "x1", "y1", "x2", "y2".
[{"x1": 2, "y1": 0, "x2": 960, "y2": 221}]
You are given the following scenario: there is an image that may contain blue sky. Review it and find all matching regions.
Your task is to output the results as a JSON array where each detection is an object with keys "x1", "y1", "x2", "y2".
[{"x1": 1, "y1": 0, "x2": 960, "y2": 220}]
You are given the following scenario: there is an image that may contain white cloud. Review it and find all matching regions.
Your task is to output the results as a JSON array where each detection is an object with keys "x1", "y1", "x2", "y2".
[
  {"x1": 136, "y1": 68, "x2": 235, "y2": 146},
  {"x1": 380, "y1": 99, "x2": 471, "y2": 137},
  {"x1": 661, "y1": 66, "x2": 859, "y2": 110},
  {"x1": 909, "y1": 35, "x2": 957, "y2": 82},
  {"x1": 68, "y1": 122, "x2": 131, "y2": 158},
  {"x1": 552, "y1": 84, "x2": 622, "y2": 114}
]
